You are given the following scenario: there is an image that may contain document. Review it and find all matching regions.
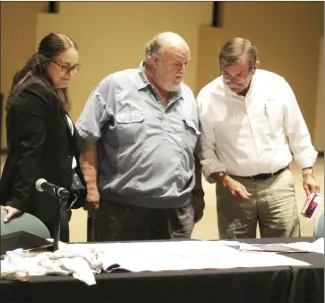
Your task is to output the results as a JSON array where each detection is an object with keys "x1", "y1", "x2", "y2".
[
  {"x1": 238, "y1": 243, "x2": 308, "y2": 253},
  {"x1": 67, "y1": 240, "x2": 311, "y2": 272},
  {"x1": 284, "y1": 238, "x2": 324, "y2": 254}
]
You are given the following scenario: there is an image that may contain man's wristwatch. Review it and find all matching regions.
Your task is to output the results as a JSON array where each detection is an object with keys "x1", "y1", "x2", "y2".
[
  {"x1": 207, "y1": 172, "x2": 227, "y2": 184},
  {"x1": 302, "y1": 168, "x2": 315, "y2": 177},
  {"x1": 192, "y1": 188, "x2": 205, "y2": 199}
]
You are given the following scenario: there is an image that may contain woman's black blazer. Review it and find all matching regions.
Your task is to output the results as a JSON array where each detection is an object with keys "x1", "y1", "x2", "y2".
[{"x1": 0, "y1": 78, "x2": 84, "y2": 223}]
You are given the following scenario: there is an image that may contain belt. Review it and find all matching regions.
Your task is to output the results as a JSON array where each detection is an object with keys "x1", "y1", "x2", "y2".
[{"x1": 233, "y1": 166, "x2": 288, "y2": 181}]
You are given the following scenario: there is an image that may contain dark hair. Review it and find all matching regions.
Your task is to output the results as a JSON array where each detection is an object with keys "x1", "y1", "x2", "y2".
[
  {"x1": 219, "y1": 37, "x2": 257, "y2": 71},
  {"x1": 6, "y1": 32, "x2": 78, "y2": 112}
]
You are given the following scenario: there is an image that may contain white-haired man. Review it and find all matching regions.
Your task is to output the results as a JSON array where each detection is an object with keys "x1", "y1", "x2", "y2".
[{"x1": 76, "y1": 32, "x2": 205, "y2": 241}]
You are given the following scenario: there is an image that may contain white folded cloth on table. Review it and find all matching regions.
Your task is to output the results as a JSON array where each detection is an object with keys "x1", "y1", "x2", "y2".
[{"x1": 1, "y1": 247, "x2": 105, "y2": 286}]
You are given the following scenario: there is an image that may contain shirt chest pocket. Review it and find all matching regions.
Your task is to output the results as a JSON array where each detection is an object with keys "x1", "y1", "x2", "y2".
[
  {"x1": 183, "y1": 119, "x2": 200, "y2": 151},
  {"x1": 264, "y1": 100, "x2": 284, "y2": 133},
  {"x1": 115, "y1": 111, "x2": 145, "y2": 146}
]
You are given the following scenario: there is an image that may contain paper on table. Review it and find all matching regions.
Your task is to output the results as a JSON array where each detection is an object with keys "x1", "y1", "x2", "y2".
[
  {"x1": 68, "y1": 240, "x2": 310, "y2": 272},
  {"x1": 238, "y1": 243, "x2": 306, "y2": 253},
  {"x1": 284, "y1": 238, "x2": 324, "y2": 254},
  {"x1": 101, "y1": 241, "x2": 245, "y2": 272},
  {"x1": 239, "y1": 243, "x2": 264, "y2": 252},
  {"x1": 236, "y1": 251, "x2": 310, "y2": 267}
]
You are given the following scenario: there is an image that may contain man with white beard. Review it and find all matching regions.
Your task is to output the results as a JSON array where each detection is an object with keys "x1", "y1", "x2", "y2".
[{"x1": 76, "y1": 32, "x2": 205, "y2": 241}]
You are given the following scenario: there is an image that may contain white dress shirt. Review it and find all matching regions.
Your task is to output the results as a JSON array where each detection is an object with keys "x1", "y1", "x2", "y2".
[
  {"x1": 65, "y1": 114, "x2": 77, "y2": 169},
  {"x1": 197, "y1": 69, "x2": 318, "y2": 178}
]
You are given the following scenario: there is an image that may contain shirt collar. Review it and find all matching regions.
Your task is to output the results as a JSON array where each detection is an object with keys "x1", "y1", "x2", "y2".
[{"x1": 136, "y1": 61, "x2": 151, "y2": 90}]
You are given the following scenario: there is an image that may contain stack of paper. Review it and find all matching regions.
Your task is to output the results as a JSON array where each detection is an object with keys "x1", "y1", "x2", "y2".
[
  {"x1": 284, "y1": 238, "x2": 324, "y2": 254},
  {"x1": 67, "y1": 240, "x2": 311, "y2": 272}
]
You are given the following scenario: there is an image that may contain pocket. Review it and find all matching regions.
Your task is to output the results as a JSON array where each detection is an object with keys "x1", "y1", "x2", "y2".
[
  {"x1": 264, "y1": 100, "x2": 284, "y2": 132},
  {"x1": 283, "y1": 169, "x2": 295, "y2": 190},
  {"x1": 183, "y1": 119, "x2": 200, "y2": 150},
  {"x1": 115, "y1": 111, "x2": 145, "y2": 145}
]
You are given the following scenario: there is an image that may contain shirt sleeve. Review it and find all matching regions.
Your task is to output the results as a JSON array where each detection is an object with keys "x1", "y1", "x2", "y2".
[
  {"x1": 76, "y1": 74, "x2": 115, "y2": 142},
  {"x1": 6, "y1": 83, "x2": 51, "y2": 211},
  {"x1": 197, "y1": 92, "x2": 226, "y2": 180},
  {"x1": 282, "y1": 78, "x2": 318, "y2": 168}
]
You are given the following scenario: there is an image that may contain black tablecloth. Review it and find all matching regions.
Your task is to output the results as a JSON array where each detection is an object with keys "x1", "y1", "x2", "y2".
[
  {"x1": 242, "y1": 237, "x2": 324, "y2": 303},
  {"x1": 0, "y1": 237, "x2": 323, "y2": 303}
]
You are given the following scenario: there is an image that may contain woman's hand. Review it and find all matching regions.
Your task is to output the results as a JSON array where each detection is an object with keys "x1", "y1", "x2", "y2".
[{"x1": 1, "y1": 206, "x2": 22, "y2": 223}]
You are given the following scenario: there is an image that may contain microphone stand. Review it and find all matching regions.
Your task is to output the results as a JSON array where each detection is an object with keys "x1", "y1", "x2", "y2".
[{"x1": 53, "y1": 195, "x2": 69, "y2": 252}]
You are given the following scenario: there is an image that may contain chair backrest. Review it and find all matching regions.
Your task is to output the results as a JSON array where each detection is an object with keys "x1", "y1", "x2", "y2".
[
  {"x1": 313, "y1": 212, "x2": 324, "y2": 238},
  {"x1": 0, "y1": 210, "x2": 51, "y2": 239}
]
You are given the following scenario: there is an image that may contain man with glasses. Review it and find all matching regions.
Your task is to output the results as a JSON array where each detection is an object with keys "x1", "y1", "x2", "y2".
[
  {"x1": 76, "y1": 32, "x2": 205, "y2": 241},
  {"x1": 197, "y1": 37, "x2": 319, "y2": 239}
]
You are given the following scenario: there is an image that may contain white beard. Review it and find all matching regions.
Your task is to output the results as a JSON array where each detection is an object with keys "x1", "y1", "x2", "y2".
[
  {"x1": 156, "y1": 73, "x2": 182, "y2": 93},
  {"x1": 164, "y1": 83, "x2": 181, "y2": 92}
]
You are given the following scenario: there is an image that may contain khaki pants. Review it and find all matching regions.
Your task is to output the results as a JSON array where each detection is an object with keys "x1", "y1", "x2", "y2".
[{"x1": 216, "y1": 169, "x2": 301, "y2": 239}]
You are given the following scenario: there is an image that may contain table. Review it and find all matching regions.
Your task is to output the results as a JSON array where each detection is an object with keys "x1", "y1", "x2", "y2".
[
  {"x1": 0, "y1": 237, "x2": 323, "y2": 303},
  {"x1": 244, "y1": 237, "x2": 324, "y2": 303}
]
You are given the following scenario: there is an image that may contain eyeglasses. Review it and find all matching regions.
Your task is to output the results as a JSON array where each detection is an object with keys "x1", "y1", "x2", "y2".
[
  {"x1": 221, "y1": 66, "x2": 255, "y2": 83},
  {"x1": 52, "y1": 60, "x2": 81, "y2": 74}
]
